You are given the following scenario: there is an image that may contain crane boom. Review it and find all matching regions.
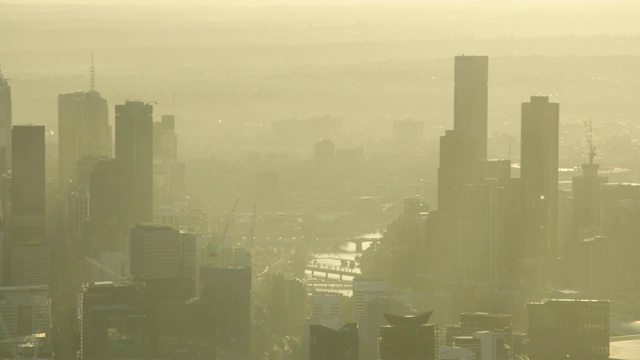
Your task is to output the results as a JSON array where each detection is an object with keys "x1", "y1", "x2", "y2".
[{"x1": 211, "y1": 198, "x2": 239, "y2": 256}]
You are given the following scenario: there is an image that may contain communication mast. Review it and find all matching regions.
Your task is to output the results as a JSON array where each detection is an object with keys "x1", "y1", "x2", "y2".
[
  {"x1": 89, "y1": 52, "x2": 96, "y2": 92},
  {"x1": 584, "y1": 120, "x2": 596, "y2": 165}
]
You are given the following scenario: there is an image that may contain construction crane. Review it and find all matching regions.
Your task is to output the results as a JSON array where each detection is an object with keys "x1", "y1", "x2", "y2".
[
  {"x1": 585, "y1": 120, "x2": 596, "y2": 165},
  {"x1": 210, "y1": 198, "x2": 239, "y2": 256}
]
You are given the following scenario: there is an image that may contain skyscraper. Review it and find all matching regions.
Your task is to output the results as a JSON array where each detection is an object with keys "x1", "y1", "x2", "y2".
[
  {"x1": 378, "y1": 313, "x2": 437, "y2": 360},
  {"x1": 80, "y1": 282, "x2": 147, "y2": 360},
  {"x1": 58, "y1": 91, "x2": 109, "y2": 189},
  {"x1": 130, "y1": 223, "x2": 196, "y2": 302},
  {"x1": 6, "y1": 125, "x2": 48, "y2": 285},
  {"x1": 437, "y1": 129, "x2": 478, "y2": 211},
  {"x1": 0, "y1": 69, "x2": 11, "y2": 171},
  {"x1": 454, "y1": 55, "x2": 488, "y2": 160},
  {"x1": 520, "y1": 96, "x2": 559, "y2": 260},
  {"x1": 115, "y1": 101, "x2": 153, "y2": 232},
  {"x1": 201, "y1": 264, "x2": 251, "y2": 359},
  {"x1": 527, "y1": 299, "x2": 609, "y2": 360}
]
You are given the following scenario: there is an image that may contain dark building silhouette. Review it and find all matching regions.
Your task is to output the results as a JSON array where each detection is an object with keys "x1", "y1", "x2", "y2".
[
  {"x1": 453, "y1": 180, "x2": 510, "y2": 282},
  {"x1": 75, "y1": 155, "x2": 105, "y2": 189},
  {"x1": 377, "y1": 312, "x2": 436, "y2": 360},
  {"x1": 0, "y1": 285, "x2": 51, "y2": 356},
  {"x1": 520, "y1": 96, "x2": 559, "y2": 260},
  {"x1": 600, "y1": 183, "x2": 640, "y2": 290},
  {"x1": 80, "y1": 282, "x2": 147, "y2": 360},
  {"x1": 201, "y1": 264, "x2": 251, "y2": 359},
  {"x1": 130, "y1": 223, "x2": 196, "y2": 302},
  {"x1": 454, "y1": 55, "x2": 488, "y2": 160},
  {"x1": 115, "y1": 101, "x2": 153, "y2": 232},
  {"x1": 154, "y1": 302, "x2": 216, "y2": 359},
  {"x1": 572, "y1": 162, "x2": 607, "y2": 239},
  {"x1": 310, "y1": 323, "x2": 359, "y2": 360},
  {"x1": 0, "y1": 69, "x2": 11, "y2": 171},
  {"x1": 267, "y1": 273, "x2": 306, "y2": 323},
  {"x1": 89, "y1": 159, "x2": 120, "y2": 221},
  {"x1": 437, "y1": 129, "x2": 478, "y2": 211},
  {"x1": 527, "y1": 299, "x2": 609, "y2": 360},
  {"x1": 78, "y1": 158, "x2": 122, "y2": 263},
  {"x1": 58, "y1": 91, "x2": 109, "y2": 188},
  {"x1": 5, "y1": 125, "x2": 48, "y2": 286}
]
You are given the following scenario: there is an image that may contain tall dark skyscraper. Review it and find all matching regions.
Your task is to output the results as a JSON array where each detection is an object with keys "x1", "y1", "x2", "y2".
[
  {"x1": 437, "y1": 129, "x2": 478, "y2": 211},
  {"x1": 11, "y1": 125, "x2": 46, "y2": 243},
  {"x1": 0, "y1": 69, "x2": 11, "y2": 171},
  {"x1": 201, "y1": 264, "x2": 251, "y2": 359},
  {"x1": 115, "y1": 101, "x2": 153, "y2": 232},
  {"x1": 6, "y1": 125, "x2": 48, "y2": 285},
  {"x1": 454, "y1": 55, "x2": 488, "y2": 160},
  {"x1": 58, "y1": 90, "x2": 109, "y2": 188},
  {"x1": 520, "y1": 96, "x2": 559, "y2": 260}
]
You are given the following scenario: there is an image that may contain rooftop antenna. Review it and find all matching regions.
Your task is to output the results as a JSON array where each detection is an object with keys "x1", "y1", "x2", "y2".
[
  {"x1": 585, "y1": 119, "x2": 596, "y2": 165},
  {"x1": 89, "y1": 52, "x2": 96, "y2": 92}
]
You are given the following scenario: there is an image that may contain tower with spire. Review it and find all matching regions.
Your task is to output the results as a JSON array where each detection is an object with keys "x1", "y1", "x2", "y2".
[{"x1": 58, "y1": 54, "x2": 110, "y2": 191}]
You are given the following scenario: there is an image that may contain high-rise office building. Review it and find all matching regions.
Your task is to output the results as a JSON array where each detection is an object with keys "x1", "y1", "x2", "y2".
[
  {"x1": 80, "y1": 158, "x2": 122, "y2": 263},
  {"x1": 89, "y1": 159, "x2": 119, "y2": 221},
  {"x1": 5, "y1": 125, "x2": 48, "y2": 286},
  {"x1": 115, "y1": 101, "x2": 153, "y2": 232},
  {"x1": 0, "y1": 285, "x2": 51, "y2": 356},
  {"x1": 0, "y1": 69, "x2": 11, "y2": 171},
  {"x1": 352, "y1": 279, "x2": 387, "y2": 329},
  {"x1": 520, "y1": 96, "x2": 559, "y2": 260},
  {"x1": 201, "y1": 264, "x2": 251, "y2": 359},
  {"x1": 527, "y1": 299, "x2": 609, "y2": 359},
  {"x1": 454, "y1": 55, "x2": 488, "y2": 160},
  {"x1": 454, "y1": 180, "x2": 506, "y2": 283},
  {"x1": 58, "y1": 91, "x2": 109, "y2": 188},
  {"x1": 572, "y1": 163, "x2": 607, "y2": 239},
  {"x1": 377, "y1": 313, "x2": 436, "y2": 360},
  {"x1": 310, "y1": 323, "x2": 359, "y2": 360},
  {"x1": 130, "y1": 223, "x2": 196, "y2": 302},
  {"x1": 11, "y1": 125, "x2": 45, "y2": 242},
  {"x1": 599, "y1": 183, "x2": 640, "y2": 290},
  {"x1": 153, "y1": 302, "x2": 215, "y2": 358},
  {"x1": 437, "y1": 129, "x2": 478, "y2": 211},
  {"x1": 80, "y1": 282, "x2": 147, "y2": 360}
]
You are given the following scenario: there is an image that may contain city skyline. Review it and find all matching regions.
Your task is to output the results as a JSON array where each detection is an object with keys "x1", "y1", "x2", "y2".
[{"x1": 2, "y1": 1, "x2": 640, "y2": 359}]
